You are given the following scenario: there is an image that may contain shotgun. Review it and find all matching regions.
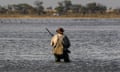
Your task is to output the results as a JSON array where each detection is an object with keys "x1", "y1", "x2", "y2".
[{"x1": 45, "y1": 28, "x2": 54, "y2": 37}]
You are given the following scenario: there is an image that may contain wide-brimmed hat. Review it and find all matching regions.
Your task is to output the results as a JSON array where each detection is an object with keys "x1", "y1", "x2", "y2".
[{"x1": 56, "y1": 28, "x2": 64, "y2": 34}]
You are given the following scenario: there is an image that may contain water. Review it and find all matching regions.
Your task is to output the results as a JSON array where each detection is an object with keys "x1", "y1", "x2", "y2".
[{"x1": 0, "y1": 18, "x2": 120, "y2": 61}]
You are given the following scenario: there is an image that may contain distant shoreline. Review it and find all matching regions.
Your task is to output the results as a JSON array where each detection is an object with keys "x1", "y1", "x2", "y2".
[{"x1": 0, "y1": 15, "x2": 120, "y2": 19}]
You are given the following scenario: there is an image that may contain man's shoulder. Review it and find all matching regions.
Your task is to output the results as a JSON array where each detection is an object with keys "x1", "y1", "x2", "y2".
[
  {"x1": 63, "y1": 35, "x2": 69, "y2": 38},
  {"x1": 53, "y1": 34, "x2": 58, "y2": 37}
]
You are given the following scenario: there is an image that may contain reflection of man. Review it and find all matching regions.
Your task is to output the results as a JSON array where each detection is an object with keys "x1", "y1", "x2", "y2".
[{"x1": 50, "y1": 28, "x2": 70, "y2": 62}]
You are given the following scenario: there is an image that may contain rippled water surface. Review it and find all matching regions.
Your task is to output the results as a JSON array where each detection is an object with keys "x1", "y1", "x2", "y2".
[
  {"x1": 0, "y1": 18, "x2": 120, "y2": 61},
  {"x1": 1, "y1": 18, "x2": 120, "y2": 72}
]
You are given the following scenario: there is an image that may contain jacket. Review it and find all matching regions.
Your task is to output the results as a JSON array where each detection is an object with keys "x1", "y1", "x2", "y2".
[{"x1": 51, "y1": 33, "x2": 64, "y2": 55}]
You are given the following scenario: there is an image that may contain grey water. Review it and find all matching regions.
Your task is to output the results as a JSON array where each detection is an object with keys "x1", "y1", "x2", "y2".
[{"x1": 0, "y1": 18, "x2": 120, "y2": 61}]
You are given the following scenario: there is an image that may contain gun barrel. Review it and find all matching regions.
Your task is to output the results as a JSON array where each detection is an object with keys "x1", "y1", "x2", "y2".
[{"x1": 45, "y1": 28, "x2": 54, "y2": 36}]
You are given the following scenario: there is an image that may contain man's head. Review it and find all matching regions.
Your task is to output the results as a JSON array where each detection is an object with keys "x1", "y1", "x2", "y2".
[{"x1": 56, "y1": 27, "x2": 64, "y2": 34}]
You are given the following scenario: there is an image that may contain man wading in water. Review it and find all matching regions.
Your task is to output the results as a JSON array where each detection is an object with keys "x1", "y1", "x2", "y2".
[{"x1": 50, "y1": 28, "x2": 71, "y2": 62}]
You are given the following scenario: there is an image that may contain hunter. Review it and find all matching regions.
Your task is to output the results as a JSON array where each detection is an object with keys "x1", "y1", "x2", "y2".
[{"x1": 50, "y1": 27, "x2": 71, "y2": 62}]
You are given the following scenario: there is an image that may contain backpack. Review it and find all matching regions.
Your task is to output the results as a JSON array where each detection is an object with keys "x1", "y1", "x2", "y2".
[{"x1": 62, "y1": 35, "x2": 71, "y2": 48}]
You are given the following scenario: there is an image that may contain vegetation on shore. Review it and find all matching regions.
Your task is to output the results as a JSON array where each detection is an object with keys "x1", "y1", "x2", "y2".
[{"x1": 0, "y1": 0, "x2": 120, "y2": 18}]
